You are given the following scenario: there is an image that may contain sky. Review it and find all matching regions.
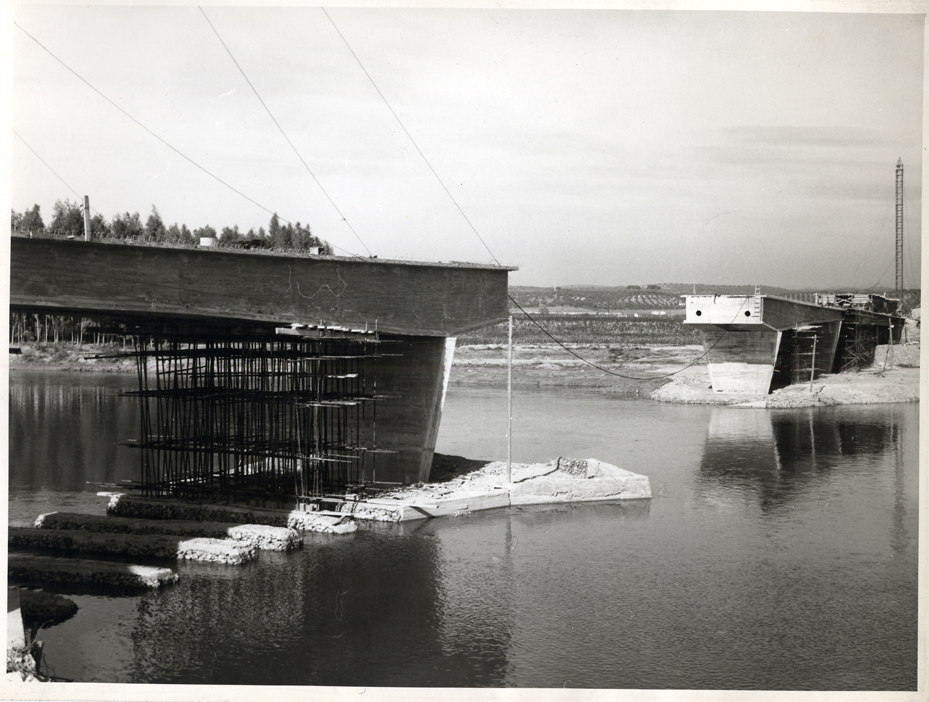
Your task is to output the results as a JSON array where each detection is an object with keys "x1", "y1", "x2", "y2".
[{"x1": 6, "y1": 5, "x2": 925, "y2": 289}]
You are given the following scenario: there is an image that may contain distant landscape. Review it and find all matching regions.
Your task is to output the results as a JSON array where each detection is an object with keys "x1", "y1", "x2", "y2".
[
  {"x1": 454, "y1": 283, "x2": 922, "y2": 346},
  {"x1": 507, "y1": 283, "x2": 919, "y2": 315}
]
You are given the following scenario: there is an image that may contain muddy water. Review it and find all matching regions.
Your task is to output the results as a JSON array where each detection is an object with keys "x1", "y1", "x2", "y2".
[{"x1": 7, "y1": 372, "x2": 919, "y2": 689}]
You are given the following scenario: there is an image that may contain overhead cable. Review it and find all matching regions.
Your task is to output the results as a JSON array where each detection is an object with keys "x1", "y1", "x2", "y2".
[
  {"x1": 322, "y1": 8, "x2": 501, "y2": 266},
  {"x1": 14, "y1": 21, "x2": 293, "y2": 226},
  {"x1": 507, "y1": 295, "x2": 738, "y2": 382},
  {"x1": 13, "y1": 130, "x2": 106, "y2": 218},
  {"x1": 199, "y1": 6, "x2": 371, "y2": 258}
]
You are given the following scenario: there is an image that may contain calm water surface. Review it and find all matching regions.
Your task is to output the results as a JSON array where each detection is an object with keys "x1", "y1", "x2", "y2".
[{"x1": 7, "y1": 371, "x2": 919, "y2": 689}]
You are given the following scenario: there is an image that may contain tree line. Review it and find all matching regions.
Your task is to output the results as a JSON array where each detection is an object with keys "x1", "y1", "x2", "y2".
[
  {"x1": 10, "y1": 200, "x2": 333, "y2": 254},
  {"x1": 9, "y1": 313, "x2": 126, "y2": 347}
]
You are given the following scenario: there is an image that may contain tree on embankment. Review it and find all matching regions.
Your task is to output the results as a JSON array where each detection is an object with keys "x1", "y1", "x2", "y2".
[
  {"x1": 11, "y1": 204, "x2": 45, "y2": 234},
  {"x1": 10, "y1": 203, "x2": 333, "y2": 254}
]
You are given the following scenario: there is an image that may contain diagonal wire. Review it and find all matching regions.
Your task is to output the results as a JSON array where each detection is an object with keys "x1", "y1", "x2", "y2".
[
  {"x1": 14, "y1": 20, "x2": 292, "y2": 225},
  {"x1": 324, "y1": 10, "x2": 720, "y2": 376},
  {"x1": 13, "y1": 130, "x2": 105, "y2": 218},
  {"x1": 13, "y1": 130, "x2": 81, "y2": 200},
  {"x1": 199, "y1": 6, "x2": 371, "y2": 257},
  {"x1": 848, "y1": 198, "x2": 892, "y2": 290},
  {"x1": 508, "y1": 295, "x2": 738, "y2": 381},
  {"x1": 322, "y1": 7, "x2": 501, "y2": 266}
]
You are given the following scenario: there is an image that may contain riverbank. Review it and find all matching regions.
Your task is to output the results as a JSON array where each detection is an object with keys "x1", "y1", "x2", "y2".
[
  {"x1": 450, "y1": 342, "x2": 921, "y2": 406},
  {"x1": 449, "y1": 343, "x2": 699, "y2": 396},
  {"x1": 10, "y1": 340, "x2": 920, "y2": 406},
  {"x1": 650, "y1": 362, "x2": 920, "y2": 407},
  {"x1": 8, "y1": 343, "x2": 136, "y2": 373}
]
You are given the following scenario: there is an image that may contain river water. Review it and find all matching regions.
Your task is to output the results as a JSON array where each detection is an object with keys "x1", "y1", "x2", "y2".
[{"x1": 7, "y1": 371, "x2": 919, "y2": 689}]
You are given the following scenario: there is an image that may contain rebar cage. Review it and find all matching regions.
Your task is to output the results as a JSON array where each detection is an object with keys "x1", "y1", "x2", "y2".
[{"x1": 129, "y1": 329, "x2": 382, "y2": 505}]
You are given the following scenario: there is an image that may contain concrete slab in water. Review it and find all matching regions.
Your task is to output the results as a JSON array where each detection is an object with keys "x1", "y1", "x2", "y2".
[
  {"x1": 350, "y1": 457, "x2": 651, "y2": 521},
  {"x1": 35, "y1": 512, "x2": 301, "y2": 551},
  {"x1": 8, "y1": 553, "x2": 179, "y2": 593},
  {"x1": 106, "y1": 495, "x2": 357, "y2": 534},
  {"x1": 9, "y1": 527, "x2": 257, "y2": 565}
]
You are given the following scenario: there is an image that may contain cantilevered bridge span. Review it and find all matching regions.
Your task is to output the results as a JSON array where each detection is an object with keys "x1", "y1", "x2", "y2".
[{"x1": 10, "y1": 236, "x2": 514, "y2": 505}]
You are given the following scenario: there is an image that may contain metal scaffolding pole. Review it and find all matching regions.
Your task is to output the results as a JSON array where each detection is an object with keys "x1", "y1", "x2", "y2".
[{"x1": 128, "y1": 329, "x2": 383, "y2": 505}]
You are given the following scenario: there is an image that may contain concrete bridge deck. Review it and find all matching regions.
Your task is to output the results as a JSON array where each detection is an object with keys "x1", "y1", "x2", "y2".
[{"x1": 9, "y1": 236, "x2": 514, "y2": 337}]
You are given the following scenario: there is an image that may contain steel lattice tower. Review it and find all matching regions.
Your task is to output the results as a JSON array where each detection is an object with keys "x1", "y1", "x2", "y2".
[{"x1": 896, "y1": 158, "x2": 904, "y2": 298}]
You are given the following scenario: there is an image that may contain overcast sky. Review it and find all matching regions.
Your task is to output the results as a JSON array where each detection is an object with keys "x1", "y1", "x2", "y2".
[{"x1": 8, "y1": 6, "x2": 924, "y2": 289}]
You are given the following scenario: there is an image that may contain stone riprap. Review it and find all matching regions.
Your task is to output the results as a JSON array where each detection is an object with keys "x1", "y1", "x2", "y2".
[
  {"x1": 333, "y1": 501, "x2": 405, "y2": 522},
  {"x1": 34, "y1": 512, "x2": 301, "y2": 551},
  {"x1": 97, "y1": 457, "x2": 650, "y2": 527},
  {"x1": 175, "y1": 537, "x2": 257, "y2": 564},
  {"x1": 287, "y1": 512, "x2": 358, "y2": 534},
  {"x1": 8, "y1": 553, "x2": 179, "y2": 593},
  {"x1": 18, "y1": 589, "x2": 79, "y2": 630},
  {"x1": 106, "y1": 495, "x2": 357, "y2": 534},
  {"x1": 9, "y1": 527, "x2": 257, "y2": 565}
]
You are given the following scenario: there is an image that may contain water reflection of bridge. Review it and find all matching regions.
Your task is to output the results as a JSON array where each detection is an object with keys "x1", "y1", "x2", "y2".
[
  {"x1": 125, "y1": 501, "x2": 652, "y2": 685},
  {"x1": 698, "y1": 407, "x2": 903, "y2": 511},
  {"x1": 128, "y1": 525, "x2": 509, "y2": 685}
]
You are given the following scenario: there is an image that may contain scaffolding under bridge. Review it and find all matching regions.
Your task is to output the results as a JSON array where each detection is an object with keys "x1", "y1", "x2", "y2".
[{"x1": 125, "y1": 324, "x2": 395, "y2": 506}]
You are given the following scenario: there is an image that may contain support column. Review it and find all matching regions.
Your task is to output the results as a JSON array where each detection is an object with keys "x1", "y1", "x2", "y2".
[
  {"x1": 366, "y1": 335, "x2": 454, "y2": 485},
  {"x1": 701, "y1": 328, "x2": 781, "y2": 394}
]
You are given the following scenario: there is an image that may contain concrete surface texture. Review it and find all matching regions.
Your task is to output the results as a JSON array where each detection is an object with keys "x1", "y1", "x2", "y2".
[{"x1": 368, "y1": 456, "x2": 652, "y2": 521}]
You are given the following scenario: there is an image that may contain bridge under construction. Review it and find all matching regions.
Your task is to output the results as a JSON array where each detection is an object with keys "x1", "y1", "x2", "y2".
[
  {"x1": 683, "y1": 292, "x2": 905, "y2": 394},
  {"x1": 9, "y1": 236, "x2": 513, "y2": 506}
]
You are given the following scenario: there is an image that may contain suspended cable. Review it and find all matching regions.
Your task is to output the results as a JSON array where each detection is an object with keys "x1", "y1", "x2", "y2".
[
  {"x1": 15, "y1": 130, "x2": 79, "y2": 201},
  {"x1": 13, "y1": 130, "x2": 107, "y2": 219},
  {"x1": 199, "y1": 6, "x2": 371, "y2": 258},
  {"x1": 322, "y1": 8, "x2": 502, "y2": 266},
  {"x1": 323, "y1": 11, "x2": 688, "y2": 378},
  {"x1": 866, "y1": 254, "x2": 895, "y2": 291},
  {"x1": 507, "y1": 295, "x2": 741, "y2": 381},
  {"x1": 14, "y1": 20, "x2": 293, "y2": 226},
  {"x1": 848, "y1": 198, "x2": 892, "y2": 290}
]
